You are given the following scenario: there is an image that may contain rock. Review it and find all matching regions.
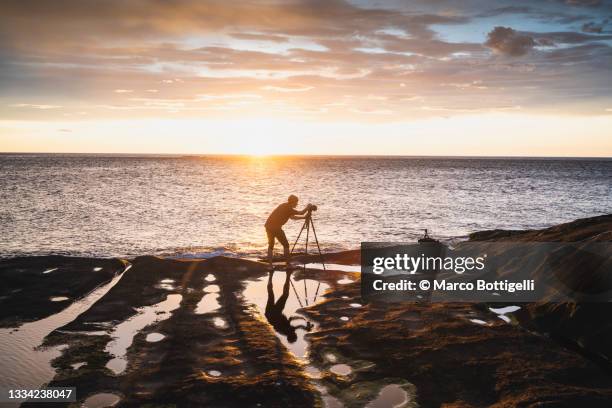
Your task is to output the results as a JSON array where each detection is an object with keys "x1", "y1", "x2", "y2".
[
  {"x1": 7, "y1": 214, "x2": 612, "y2": 407},
  {"x1": 469, "y1": 214, "x2": 612, "y2": 366},
  {"x1": 0, "y1": 256, "x2": 125, "y2": 327}
]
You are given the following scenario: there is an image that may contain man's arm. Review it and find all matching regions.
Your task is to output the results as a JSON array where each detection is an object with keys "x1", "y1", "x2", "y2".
[{"x1": 290, "y1": 204, "x2": 312, "y2": 219}]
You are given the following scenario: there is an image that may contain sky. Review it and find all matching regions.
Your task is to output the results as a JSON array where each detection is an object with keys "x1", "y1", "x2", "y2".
[{"x1": 1, "y1": 0, "x2": 611, "y2": 156}]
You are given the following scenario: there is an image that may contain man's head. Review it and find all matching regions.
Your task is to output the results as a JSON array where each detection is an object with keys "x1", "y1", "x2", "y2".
[{"x1": 288, "y1": 194, "x2": 298, "y2": 208}]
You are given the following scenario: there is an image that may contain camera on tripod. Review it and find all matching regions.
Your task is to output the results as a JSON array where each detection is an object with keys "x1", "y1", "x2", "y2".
[{"x1": 307, "y1": 203, "x2": 318, "y2": 212}]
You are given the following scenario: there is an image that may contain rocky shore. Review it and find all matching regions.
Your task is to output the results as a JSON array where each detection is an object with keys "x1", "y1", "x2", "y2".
[{"x1": 0, "y1": 215, "x2": 610, "y2": 407}]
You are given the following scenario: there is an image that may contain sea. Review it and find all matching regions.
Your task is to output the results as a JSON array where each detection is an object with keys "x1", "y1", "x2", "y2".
[{"x1": 1, "y1": 154, "x2": 610, "y2": 259}]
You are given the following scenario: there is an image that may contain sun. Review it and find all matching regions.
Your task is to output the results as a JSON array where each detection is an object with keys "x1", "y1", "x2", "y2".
[
  {"x1": 239, "y1": 142, "x2": 272, "y2": 157},
  {"x1": 249, "y1": 152, "x2": 269, "y2": 158}
]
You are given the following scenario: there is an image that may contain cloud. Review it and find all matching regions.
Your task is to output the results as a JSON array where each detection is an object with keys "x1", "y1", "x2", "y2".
[
  {"x1": 230, "y1": 33, "x2": 290, "y2": 43},
  {"x1": 477, "y1": 6, "x2": 533, "y2": 18},
  {"x1": 9, "y1": 103, "x2": 62, "y2": 109},
  {"x1": 582, "y1": 19, "x2": 609, "y2": 33},
  {"x1": 563, "y1": 0, "x2": 602, "y2": 6},
  {"x1": 531, "y1": 30, "x2": 612, "y2": 44},
  {"x1": 261, "y1": 85, "x2": 314, "y2": 92},
  {"x1": 0, "y1": 0, "x2": 467, "y2": 48},
  {"x1": 484, "y1": 27, "x2": 536, "y2": 56},
  {"x1": 0, "y1": 0, "x2": 611, "y2": 121}
]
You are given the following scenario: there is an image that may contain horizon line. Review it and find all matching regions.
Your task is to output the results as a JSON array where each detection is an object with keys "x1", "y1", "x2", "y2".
[{"x1": 1, "y1": 151, "x2": 611, "y2": 160}]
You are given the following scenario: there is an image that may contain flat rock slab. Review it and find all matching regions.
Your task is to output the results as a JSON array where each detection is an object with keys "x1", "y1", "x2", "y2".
[
  {"x1": 0, "y1": 256, "x2": 125, "y2": 327},
  {"x1": 10, "y1": 254, "x2": 607, "y2": 407}
]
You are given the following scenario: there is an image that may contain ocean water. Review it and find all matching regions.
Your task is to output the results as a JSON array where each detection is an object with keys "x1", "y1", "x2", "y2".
[{"x1": 1, "y1": 154, "x2": 610, "y2": 258}]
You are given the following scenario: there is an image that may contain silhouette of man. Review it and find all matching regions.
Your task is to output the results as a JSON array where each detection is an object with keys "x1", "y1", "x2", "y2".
[
  {"x1": 265, "y1": 271, "x2": 311, "y2": 343},
  {"x1": 265, "y1": 195, "x2": 312, "y2": 267}
]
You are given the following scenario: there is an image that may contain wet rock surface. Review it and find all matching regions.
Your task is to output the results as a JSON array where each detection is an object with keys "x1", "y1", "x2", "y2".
[
  {"x1": 468, "y1": 215, "x2": 612, "y2": 368},
  {"x1": 0, "y1": 256, "x2": 125, "y2": 327},
  {"x1": 31, "y1": 256, "x2": 318, "y2": 407},
  {"x1": 304, "y1": 283, "x2": 612, "y2": 407},
  {"x1": 1, "y1": 214, "x2": 611, "y2": 407}
]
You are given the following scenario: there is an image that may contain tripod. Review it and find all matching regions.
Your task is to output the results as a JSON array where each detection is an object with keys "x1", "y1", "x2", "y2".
[
  {"x1": 289, "y1": 209, "x2": 327, "y2": 271},
  {"x1": 288, "y1": 208, "x2": 326, "y2": 306}
]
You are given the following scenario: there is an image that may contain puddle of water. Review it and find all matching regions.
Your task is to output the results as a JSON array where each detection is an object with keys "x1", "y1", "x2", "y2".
[
  {"x1": 350, "y1": 303, "x2": 362, "y2": 308},
  {"x1": 305, "y1": 263, "x2": 361, "y2": 273},
  {"x1": 469, "y1": 319, "x2": 488, "y2": 325},
  {"x1": 145, "y1": 332, "x2": 165, "y2": 342},
  {"x1": 366, "y1": 384, "x2": 410, "y2": 408},
  {"x1": 330, "y1": 364, "x2": 352, "y2": 376},
  {"x1": 42, "y1": 268, "x2": 58, "y2": 274},
  {"x1": 0, "y1": 266, "x2": 128, "y2": 396},
  {"x1": 156, "y1": 278, "x2": 178, "y2": 291},
  {"x1": 213, "y1": 317, "x2": 228, "y2": 329},
  {"x1": 242, "y1": 271, "x2": 330, "y2": 359},
  {"x1": 105, "y1": 293, "x2": 182, "y2": 375},
  {"x1": 208, "y1": 370, "x2": 222, "y2": 377},
  {"x1": 50, "y1": 296, "x2": 70, "y2": 302},
  {"x1": 341, "y1": 296, "x2": 349, "y2": 299},
  {"x1": 498, "y1": 315, "x2": 511, "y2": 323},
  {"x1": 243, "y1": 271, "x2": 352, "y2": 406},
  {"x1": 489, "y1": 305, "x2": 521, "y2": 324},
  {"x1": 489, "y1": 306, "x2": 521, "y2": 314},
  {"x1": 340, "y1": 316, "x2": 349, "y2": 322},
  {"x1": 305, "y1": 365, "x2": 322, "y2": 379},
  {"x1": 325, "y1": 353, "x2": 337, "y2": 363},
  {"x1": 195, "y1": 293, "x2": 221, "y2": 315},
  {"x1": 93, "y1": 267, "x2": 103, "y2": 272},
  {"x1": 204, "y1": 284, "x2": 220, "y2": 293},
  {"x1": 204, "y1": 274, "x2": 216, "y2": 282},
  {"x1": 83, "y1": 392, "x2": 121, "y2": 407},
  {"x1": 337, "y1": 276, "x2": 355, "y2": 285},
  {"x1": 71, "y1": 362, "x2": 87, "y2": 370}
]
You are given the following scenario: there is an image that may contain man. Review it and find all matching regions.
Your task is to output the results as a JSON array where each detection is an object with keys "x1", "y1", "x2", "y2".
[{"x1": 265, "y1": 194, "x2": 311, "y2": 267}]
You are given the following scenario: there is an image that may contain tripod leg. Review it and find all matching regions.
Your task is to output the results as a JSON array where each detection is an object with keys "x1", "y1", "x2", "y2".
[
  {"x1": 309, "y1": 217, "x2": 327, "y2": 272},
  {"x1": 290, "y1": 218, "x2": 308, "y2": 256},
  {"x1": 305, "y1": 215, "x2": 310, "y2": 255},
  {"x1": 309, "y1": 216, "x2": 326, "y2": 303},
  {"x1": 304, "y1": 219, "x2": 310, "y2": 305},
  {"x1": 289, "y1": 278, "x2": 304, "y2": 308}
]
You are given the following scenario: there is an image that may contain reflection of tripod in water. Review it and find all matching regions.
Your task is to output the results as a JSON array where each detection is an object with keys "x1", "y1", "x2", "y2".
[{"x1": 289, "y1": 207, "x2": 326, "y2": 306}]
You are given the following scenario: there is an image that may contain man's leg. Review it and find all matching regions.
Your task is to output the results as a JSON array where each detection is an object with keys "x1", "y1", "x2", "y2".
[
  {"x1": 266, "y1": 228, "x2": 275, "y2": 267},
  {"x1": 276, "y1": 229, "x2": 290, "y2": 265}
]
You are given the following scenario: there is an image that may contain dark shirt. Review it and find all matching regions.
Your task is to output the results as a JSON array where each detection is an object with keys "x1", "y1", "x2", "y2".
[{"x1": 265, "y1": 202, "x2": 298, "y2": 230}]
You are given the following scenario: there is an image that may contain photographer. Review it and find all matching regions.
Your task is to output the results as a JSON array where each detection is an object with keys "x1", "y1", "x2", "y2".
[{"x1": 265, "y1": 195, "x2": 313, "y2": 268}]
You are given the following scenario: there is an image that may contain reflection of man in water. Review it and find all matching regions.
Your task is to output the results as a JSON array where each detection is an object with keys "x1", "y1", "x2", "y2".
[
  {"x1": 265, "y1": 195, "x2": 312, "y2": 267},
  {"x1": 265, "y1": 271, "x2": 312, "y2": 343}
]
